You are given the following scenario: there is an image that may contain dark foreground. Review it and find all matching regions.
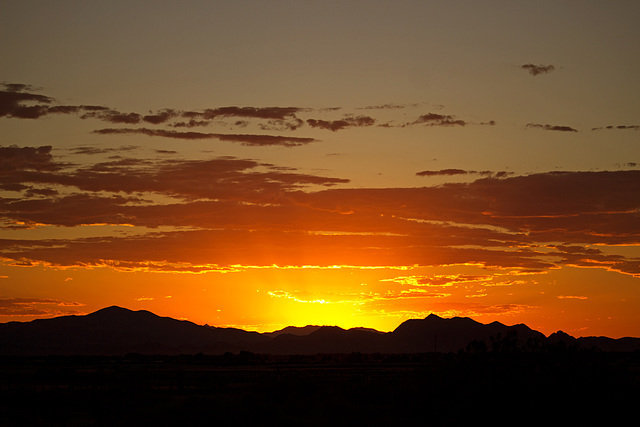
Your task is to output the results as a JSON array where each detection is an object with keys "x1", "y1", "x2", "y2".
[{"x1": 1, "y1": 350, "x2": 638, "y2": 426}]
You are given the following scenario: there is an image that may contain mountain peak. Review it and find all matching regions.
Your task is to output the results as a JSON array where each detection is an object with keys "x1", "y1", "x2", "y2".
[
  {"x1": 91, "y1": 305, "x2": 132, "y2": 314},
  {"x1": 87, "y1": 305, "x2": 157, "y2": 320},
  {"x1": 548, "y1": 330, "x2": 577, "y2": 341}
]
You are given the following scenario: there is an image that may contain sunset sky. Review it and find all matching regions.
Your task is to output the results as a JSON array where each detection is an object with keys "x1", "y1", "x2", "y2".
[{"x1": 1, "y1": 1, "x2": 639, "y2": 338}]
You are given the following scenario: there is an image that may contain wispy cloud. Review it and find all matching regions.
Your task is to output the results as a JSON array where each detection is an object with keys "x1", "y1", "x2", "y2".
[
  {"x1": 0, "y1": 298, "x2": 85, "y2": 316},
  {"x1": 381, "y1": 274, "x2": 493, "y2": 288}
]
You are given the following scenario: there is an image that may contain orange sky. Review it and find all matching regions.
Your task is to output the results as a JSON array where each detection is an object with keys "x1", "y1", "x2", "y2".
[{"x1": 1, "y1": 1, "x2": 639, "y2": 338}]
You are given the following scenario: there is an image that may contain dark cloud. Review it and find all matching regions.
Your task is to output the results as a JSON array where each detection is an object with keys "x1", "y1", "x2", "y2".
[
  {"x1": 93, "y1": 127, "x2": 317, "y2": 147},
  {"x1": 526, "y1": 123, "x2": 578, "y2": 132},
  {"x1": 291, "y1": 170, "x2": 640, "y2": 246},
  {"x1": 68, "y1": 157, "x2": 348, "y2": 200},
  {"x1": 0, "y1": 145, "x2": 58, "y2": 172},
  {"x1": 0, "y1": 183, "x2": 29, "y2": 192},
  {"x1": 549, "y1": 245, "x2": 640, "y2": 277},
  {"x1": 0, "y1": 88, "x2": 53, "y2": 119},
  {"x1": 521, "y1": 64, "x2": 556, "y2": 76},
  {"x1": 1, "y1": 83, "x2": 36, "y2": 92},
  {"x1": 0, "y1": 193, "x2": 149, "y2": 227},
  {"x1": 0, "y1": 84, "x2": 114, "y2": 120},
  {"x1": 306, "y1": 115, "x2": 376, "y2": 131},
  {"x1": 0, "y1": 83, "x2": 307, "y2": 131},
  {"x1": 4, "y1": 147, "x2": 638, "y2": 250},
  {"x1": 142, "y1": 109, "x2": 178, "y2": 124},
  {"x1": 0, "y1": 146, "x2": 349, "y2": 211}
]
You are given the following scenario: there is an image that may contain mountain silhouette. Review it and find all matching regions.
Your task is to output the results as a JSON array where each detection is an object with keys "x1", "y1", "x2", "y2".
[
  {"x1": 0, "y1": 306, "x2": 267, "y2": 355},
  {"x1": 0, "y1": 306, "x2": 638, "y2": 355}
]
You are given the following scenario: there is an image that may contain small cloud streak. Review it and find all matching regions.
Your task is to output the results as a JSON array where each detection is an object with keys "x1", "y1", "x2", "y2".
[
  {"x1": 521, "y1": 64, "x2": 556, "y2": 76},
  {"x1": 93, "y1": 128, "x2": 318, "y2": 147},
  {"x1": 403, "y1": 113, "x2": 494, "y2": 128},
  {"x1": 416, "y1": 169, "x2": 513, "y2": 178},
  {"x1": 416, "y1": 169, "x2": 468, "y2": 177},
  {"x1": 592, "y1": 125, "x2": 640, "y2": 131},
  {"x1": 557, "y1": 295, "x2": 588, "y2": 300},
  {"x1": 526, "y1": 123, "x2": 578, "y2": 132},
  {"x1": 306, "y1": 115, "x2": 375, "y2": 131},
  {"x1": 410, "y1": 113, "x2": 467, "y2": 127}
]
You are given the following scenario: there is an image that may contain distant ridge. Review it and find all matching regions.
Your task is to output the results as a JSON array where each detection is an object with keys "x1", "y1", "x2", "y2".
[
  {"x1": 263, "y1": 325, "x2": 323, "y2": 337},
  {"x1": 388, "y1": 314, "x2": 546, "y2": 353},
  {"x1": 0, "y1": 306, "x2": 638, "y2": 355}
]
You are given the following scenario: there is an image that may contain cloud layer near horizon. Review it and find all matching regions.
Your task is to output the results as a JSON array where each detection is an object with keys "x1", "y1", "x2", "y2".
[{"x1": 1, "y1": 145, "x2": 638, "y2": 277}]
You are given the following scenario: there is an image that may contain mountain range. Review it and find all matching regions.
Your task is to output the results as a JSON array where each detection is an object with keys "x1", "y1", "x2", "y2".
[{"x1": 0, "y1": 306, "x2": 638, "y2": 355}]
